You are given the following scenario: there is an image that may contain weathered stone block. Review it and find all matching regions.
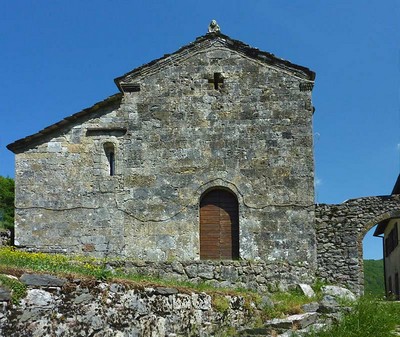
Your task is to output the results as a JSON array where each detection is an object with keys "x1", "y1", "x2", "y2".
[
  {"x1": 0, "y1": 287, "x2": 11, "y2": 302},
  {"x1": 20, "y1": 274, "x2": 67, "y2": 287}
]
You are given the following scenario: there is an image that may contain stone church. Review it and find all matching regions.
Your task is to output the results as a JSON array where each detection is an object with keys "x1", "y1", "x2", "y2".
[{"x1": 11, "y1": 22, "x2": 397, "y2": 294}]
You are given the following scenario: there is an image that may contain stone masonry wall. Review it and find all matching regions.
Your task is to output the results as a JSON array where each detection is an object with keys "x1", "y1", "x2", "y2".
[
  {"x1": 13, "y1": 38, "x2": 316, "y2": 275},
  {"x1": 0, "y1": 274, "x2": 258, "y2": 337},
  {"x1": 106, "y1": 259, "x2": 315, "y2": 293},
  {"x1": 315, "y1": 195, "x2": 400, "y2": 295}
]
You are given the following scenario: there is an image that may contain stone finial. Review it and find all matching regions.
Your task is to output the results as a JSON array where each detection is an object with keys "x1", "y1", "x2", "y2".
[{"x1": 208, "y1": 20, "x2": 220, "y2": 33}]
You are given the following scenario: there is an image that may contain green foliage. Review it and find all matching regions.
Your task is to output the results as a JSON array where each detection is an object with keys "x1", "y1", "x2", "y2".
[
  {"x1": 312, "y1": 278, "x2": 328, "y2": 294},
  {"x1": 363, "y1": 259, "x2": 385, "y2": 297},
  {"x1": 212, "y1": 295, "x2": 231, "y2": 313},
  {"x1": 304, "y1": 296, "x2": 400, "y2": 337},
  {"x1": 0, "y1": 176, "x2": 15, "y2": 230},
  {"x1": 264, "y1": 289, "x2": 316, "y2": 318},
  {"x1": 0, "y1": 274, "x2": 27, "y2": 304}
]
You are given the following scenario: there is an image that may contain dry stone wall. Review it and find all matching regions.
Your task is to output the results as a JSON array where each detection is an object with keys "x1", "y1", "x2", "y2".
[
  {"x1": 0, "y1": 274, "x2": 258, "y2": 337},
  {"x1": 106, "y1": 259, "x2": 314, "y2": 293},
  {"x1": 0, "y1": 273, "x2": 358, "y2": 337},
  {"x1": 315, "y1": 195, "x2": 400, "y2": 295}
]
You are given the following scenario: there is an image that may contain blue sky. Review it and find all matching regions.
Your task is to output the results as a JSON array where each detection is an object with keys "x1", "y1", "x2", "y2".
[{"x1": 1, "y1": 1, "x2": 399, "y2": 259}]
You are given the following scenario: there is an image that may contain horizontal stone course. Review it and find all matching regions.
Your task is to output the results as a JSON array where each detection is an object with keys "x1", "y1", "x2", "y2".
[{"x1": 105, "y1": 259, "x2": 313, "y2": 292}]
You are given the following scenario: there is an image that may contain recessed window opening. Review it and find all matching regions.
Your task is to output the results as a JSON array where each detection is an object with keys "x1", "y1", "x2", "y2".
[{"x1": 103, "y1": 142, "x2": 116, "y2": 176}]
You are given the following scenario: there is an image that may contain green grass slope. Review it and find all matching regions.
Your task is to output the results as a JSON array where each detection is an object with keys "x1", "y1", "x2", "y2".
[{"x1": 364, "y1": 259, "x2": 384, "y2": 297}]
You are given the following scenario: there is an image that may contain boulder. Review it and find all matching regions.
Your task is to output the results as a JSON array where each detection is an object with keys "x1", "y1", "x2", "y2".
[
  {"x1": 22, "y1": 289, "x2": 54, "y2": 308},
  {"x1": 321, "y1": 285, "x2": 356, "y2": 302},
  {"x1": 301, "y1": 301, "x2": 319, "y2": 313},
  {"x1": 319, "y1": 295, "x2": 340, "y2": 313}
]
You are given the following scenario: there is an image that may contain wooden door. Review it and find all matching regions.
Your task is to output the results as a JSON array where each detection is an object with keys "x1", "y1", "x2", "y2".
[{"x1": 200, "y1": 189, "x2": 239, "y2": 260}]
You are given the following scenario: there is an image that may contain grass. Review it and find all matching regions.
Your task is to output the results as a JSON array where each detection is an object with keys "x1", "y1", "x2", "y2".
[
  {"x1": 0, "y1": 274, "x2": 26, "y2": 304},
  {"x1": 264, "y1": 289, "x2": 318, "y2": 318},
  {"x1": 212, "y1": 295, "x2": 231, "y2": 313},
  {"x1": 0, "y1": 246, "x2": 112, "y2": 279},
  {"x1": 303, "y1": 296, "x2": 400, "y2": 337}
]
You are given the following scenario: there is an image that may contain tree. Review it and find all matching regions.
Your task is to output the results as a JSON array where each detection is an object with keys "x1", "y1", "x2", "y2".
[{"x1": 0, "y1": 176, "x2": 15, "y2": 230}]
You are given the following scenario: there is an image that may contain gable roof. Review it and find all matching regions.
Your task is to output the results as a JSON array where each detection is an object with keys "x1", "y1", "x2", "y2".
[
  {"x1": 7, "y1": 31, "x2": 315, "y2": 154},
  {"x1": 115, "y1": 31, "x2": 315, "y2": 92},
  {"x1": 7, "y1": 93, "x2": 122, "y2": 153}
]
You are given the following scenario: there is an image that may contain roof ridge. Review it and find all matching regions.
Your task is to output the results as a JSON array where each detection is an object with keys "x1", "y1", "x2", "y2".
[{"x1": 114, "y1": 32, "x2": 315, "y2": 92}]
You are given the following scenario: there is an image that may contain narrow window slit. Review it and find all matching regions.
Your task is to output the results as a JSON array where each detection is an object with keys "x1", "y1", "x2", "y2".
[
  {"x1": 108, "y1": 151, "x2": 115, "y2": 176},
  {"x1": 104, "y1": 143, "x2": 116, "y2": 176}
]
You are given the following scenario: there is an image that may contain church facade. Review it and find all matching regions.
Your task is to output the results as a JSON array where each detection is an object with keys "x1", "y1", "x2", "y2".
[{"x1": 8, "y1": 26, "x2": 318, "y2": 287}]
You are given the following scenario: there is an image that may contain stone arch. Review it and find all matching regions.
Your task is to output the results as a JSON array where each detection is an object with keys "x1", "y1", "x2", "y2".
[
  {"x1": 315, "y1": 195, "x2": 400, "y2": 295},
  {"x1": 358, "y1": 209, "x2": 400, "y2": 241},
  {"x1": 197, "y1": 179, "x2": 243, "y2": 205}
]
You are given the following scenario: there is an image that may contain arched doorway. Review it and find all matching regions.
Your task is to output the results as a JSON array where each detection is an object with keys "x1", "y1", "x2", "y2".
[{"x1": 200, "y1": 189, "x2": 239, "y2": 260}]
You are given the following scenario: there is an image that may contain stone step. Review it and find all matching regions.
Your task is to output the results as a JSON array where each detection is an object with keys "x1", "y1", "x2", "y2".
[
  {"x1": 265, "y1": 312, "x2": 318, "y2": 332},
  {"x1": 240, "y1": 312, "x2": 320, "y2": 336}
]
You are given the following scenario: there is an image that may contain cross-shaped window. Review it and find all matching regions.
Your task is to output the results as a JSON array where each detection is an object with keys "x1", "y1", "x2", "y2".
[{"x1": 208, "y1": 72, "x2": 224, "y2": 90}]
